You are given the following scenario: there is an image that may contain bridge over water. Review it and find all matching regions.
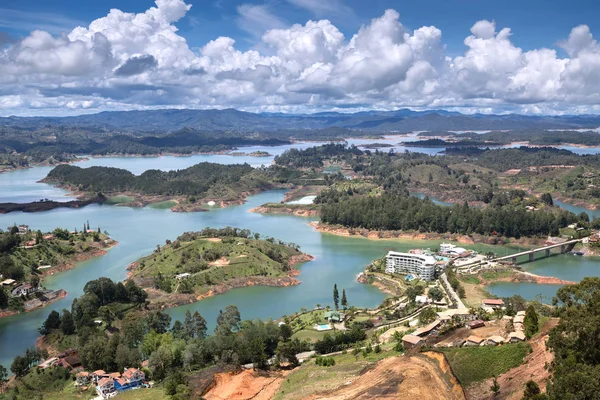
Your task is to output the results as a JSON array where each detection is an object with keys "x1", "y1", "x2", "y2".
[{"x1": 493, "y1": 238, "x2": 582, "y2": 263}]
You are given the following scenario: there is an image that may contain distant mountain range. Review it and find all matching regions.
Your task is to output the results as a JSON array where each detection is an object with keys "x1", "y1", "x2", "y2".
[{"x1": 2, "y1": 108, "x2": 600, "y2": 133}]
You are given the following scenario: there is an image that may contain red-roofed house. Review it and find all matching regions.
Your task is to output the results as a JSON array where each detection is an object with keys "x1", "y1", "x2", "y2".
[
  {"x1": 96, "y1": 377, "x2": 115, "y2": 398},
  {"x1": 482, "y1": 299, "x2": 505, "y2": 309}
]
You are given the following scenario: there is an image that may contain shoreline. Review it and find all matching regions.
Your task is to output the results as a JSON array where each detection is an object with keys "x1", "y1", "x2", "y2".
[
  {"x1": 308, "y1": 221, "x2": 548, "y2": 247},
  {"x1": 0, "y1": 289, "x2": 68, "y2": 320},
  {"x1": 0, "y1": 239, "x2": 118, "y2": 320}
]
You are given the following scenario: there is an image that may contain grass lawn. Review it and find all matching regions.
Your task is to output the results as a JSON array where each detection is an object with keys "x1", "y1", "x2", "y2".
[
  {"x1": 105, "y1": 195, "x2": 135, "y2": 205},
  {"x1": 148, "y1": 200, "x2": 178, "y2": 209},
  {"x1": 459, "y1": 275, "x2": 481, "y2": 285},
  {"x1": 440, "y1": 342, "x2": 531, "y2": 387},
  {"x1": 292, "y1": 329, "x2": 329, "y2": 342},
  {"x1": 274, "y1": 349, "x2": 397, "y2": 400},
  {"x1": 116, "y1": 388, "x2": 168, "y2": 399}
]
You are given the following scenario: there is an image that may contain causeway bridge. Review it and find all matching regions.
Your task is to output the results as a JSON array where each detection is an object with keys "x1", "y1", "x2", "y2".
[
  {"x1": 456, "y1": 238, "x2": 584, "y2": 272},
  {"x1": 493, "y1": 238, "x2": 582, "y2": 264}
]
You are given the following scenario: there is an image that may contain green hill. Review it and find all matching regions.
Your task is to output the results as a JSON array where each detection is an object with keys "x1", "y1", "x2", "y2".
[{"x1": 128, "y1": 228, "x2": 312, "y2": 309}]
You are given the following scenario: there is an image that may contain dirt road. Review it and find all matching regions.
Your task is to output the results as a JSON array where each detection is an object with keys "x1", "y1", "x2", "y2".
[{"x1": 204, "y1": 370, "x2": 290, "y2": 400}]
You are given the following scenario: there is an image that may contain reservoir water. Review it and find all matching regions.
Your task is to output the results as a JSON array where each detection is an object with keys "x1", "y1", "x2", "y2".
[{"x1": 0, "y1": 144, "x2": 599, "y2": 368}]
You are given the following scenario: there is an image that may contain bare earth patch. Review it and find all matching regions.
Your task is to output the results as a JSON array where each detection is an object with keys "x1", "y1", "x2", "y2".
[
  {"x1": 305, "y1": 355, "x2": 465, "y2": 400},
  {"x1": 204, "y1": 370, "x2": 290, "y2": 400}
]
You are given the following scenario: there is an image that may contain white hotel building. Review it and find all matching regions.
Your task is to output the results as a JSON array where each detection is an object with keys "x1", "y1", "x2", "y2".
[{"x1": 385, "y1": 251, "x2": 437, "y2": 281}]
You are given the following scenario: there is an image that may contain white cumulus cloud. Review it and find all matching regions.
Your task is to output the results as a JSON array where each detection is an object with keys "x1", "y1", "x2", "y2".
[{"x1": 1, "y1": 0, "x2": 600, "y2": 115}]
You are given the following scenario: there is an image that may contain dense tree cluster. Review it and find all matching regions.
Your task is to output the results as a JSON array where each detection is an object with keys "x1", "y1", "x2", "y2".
[
  {"x1": 46, "y1": 162, "x2": 271, "y2": 197},
  {"x1": 319, "y1": 192, "x2": 574, "y2": 238},
  {"x1": 546, "y1": 277, "x2": 600, "y2": 399},
  {"x1": 275, "y1": 143, "x2": 363, "y2": 168}
]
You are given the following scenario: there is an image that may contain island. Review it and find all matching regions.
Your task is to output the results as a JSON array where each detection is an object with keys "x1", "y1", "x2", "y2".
[
  {"x1": 230, "y1": 150, "x2": 272, "y2": 157},
  {"x1": 41, "y1": 162, "x2": 283, "y2": 212},
  {"x1": 126, "y1": 227, "x2": 313, "y2": 310},
  {"x1": 0, "y1": 224, "x2": 117, "y2": 318}
]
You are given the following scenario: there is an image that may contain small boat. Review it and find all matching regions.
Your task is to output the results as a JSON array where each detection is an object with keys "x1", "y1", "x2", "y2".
[{"x1": 570, "y1": 251, "x2": 584, "y2": 256}]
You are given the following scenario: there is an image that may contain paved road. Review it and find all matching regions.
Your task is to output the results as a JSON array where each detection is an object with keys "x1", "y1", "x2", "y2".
[{"x1": 440, "y1": 272, "x2": 466, "y2": 310}]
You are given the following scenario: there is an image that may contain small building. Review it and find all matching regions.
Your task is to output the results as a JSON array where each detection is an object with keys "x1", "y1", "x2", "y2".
[
  {"x1": 37, "y1": 357, "x2": 59, "y2": 369},
  {"x1": 11, "y1": 284, "x2": 36, "y2": 297},
  {"x1": 415, "y1": 295, "x2": 430, "y2": 304},
  {"x1": 57, "y1": 353, "x2": 82, "y2": 370},
  {"x1": 96, "y1": 377, "x2": 116, "y2": 398},
  {"x1": 323, "y1": 311, "x2": 342, "y2": 322},
  {"x1": 16, "y1": 225, "x2": 29, "y2": 234},
  {"x1": 76, "y1": 371, "x2": 91, "y2": 386},
  {"x1": 402, "y1": 334, "x2": 423, "y2": 349},
  {"x1": 0, "y1": 279, "x2": 16, "y2": 286},
  {"x1": 175, "y1": 273, "x2": 191, "y2": 280},
  {"x1": 464, "y1": 335, "x2": 485, "y2": 346},
  {"x1": 43, "y1": 234, "x2": 56, "y2": 241},
  {"x1": 481, "y1": 299, "x2": 505, "y2": 309},
  {"x1": 508, "y1": 331, "x2": 526, "y2": 343},
  {"x1": 516, "y1": 310, "x2": 526, "y2": 317},
  {"x1": 413, "y1": 319, "x2": 442, "y2": 337},
  {"x1": 467, "y1": 320, "x2": 485, "y2": 329},
  {"x1": 92, "y1": 370, "x2": 107, "y2": 383},
  {"x1": 513, "y1": 315, "x2": 525, "y2": 325},
  {"x1": 485, "y1": 336, "x2": 506, "y2": 346}
]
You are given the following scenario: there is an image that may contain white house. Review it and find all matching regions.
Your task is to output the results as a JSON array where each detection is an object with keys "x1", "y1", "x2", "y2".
[{"x1": 96, "y1": 377, "x2": 116, "y2": 398}]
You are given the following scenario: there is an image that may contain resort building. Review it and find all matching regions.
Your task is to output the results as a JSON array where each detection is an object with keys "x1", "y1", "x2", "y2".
[
  {"x1": 464, "y1": 335, "x2": 485, "y2": 346},
  {"x1": 402, "y1": 334, "x2": 423, "y2": 349},
  {"x1": 385, "y1": 251, "x2": 437, "y2": 281},
  {"x1": 439, "y1": 243, "x2": 469, "y2": 256}
]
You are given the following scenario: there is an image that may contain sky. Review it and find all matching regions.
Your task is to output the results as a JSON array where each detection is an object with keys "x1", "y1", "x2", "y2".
[{"x1": 1, "y1": 0, "x2": 600, "y2": 116}]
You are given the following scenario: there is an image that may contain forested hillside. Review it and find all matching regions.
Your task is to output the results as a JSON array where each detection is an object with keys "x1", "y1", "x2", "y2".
[{"x1": 44, "y1": 162, "x2": 271, "y2": 198}]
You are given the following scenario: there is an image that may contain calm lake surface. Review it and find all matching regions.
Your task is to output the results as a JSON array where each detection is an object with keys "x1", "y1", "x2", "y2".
[{"x1": 0, "y1": 143, "x2": 599, "y2": 368}]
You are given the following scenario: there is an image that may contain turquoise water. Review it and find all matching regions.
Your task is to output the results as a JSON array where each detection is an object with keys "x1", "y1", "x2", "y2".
[{"x1": 0, "y1": 147, "x2": 599, "y2": 368}]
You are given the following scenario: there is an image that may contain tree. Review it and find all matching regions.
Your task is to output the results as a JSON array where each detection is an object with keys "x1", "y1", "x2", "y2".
[
  {"x1": 279, "y1": 324, "x2": 293, "y2": 342},
  {"x1": 540, "y1": 193, "x2": 553, "y2": 206},
  {"x1": 490, "y1": 376, "x2": 500, "y2": 396},
  {"x1": 215, "y1": 305, "x2": 241, "y2": 336},
  {"x1": 60, "y1": 309, "x2": 76, "y2": 335},
  {"x1": 39, "y1": 310, "x2": 61, "y2": 335},
  {"x1": 147, "y1": 310, "x2": 172, "y2": 334},
  {"x1": 122, "y1": 313, "x2": 147, "y2": 348},
  {"x1": 406, "y1": 285, "x2": 424, "y2": 302},
  {"x1": 30, "y1": 274, "x2": 40, "y2": 289},
  {"x1": 547, "y1": 277, "x2": 600, "y2": 399},
  {"x1": 333, "y1": 284, "x2": 339, "y2": 310},
  {"x1": 10, "y1": 355, "x2": 29, "y2": 378},
  {"x1": 428, "y1": 287, "x2": 444, "y2": 302},
  {"x1": 0, "y1": 288, "x2": 7, "y2": 309},
  {"x1": 0, "y1": 364, "x2": 7, "y2": 390},
  {"x1": 149, "y1": 345, "x2": 173, "y2": 381},
  {"x1": 249, "y1": 337, "x2": 269, "y2": 370},
  {"x1": 522, "y1": 380, "x2": 542, "y2": 400},
  {"x1": 418, "y1": 307, "x2": 437, "y2": 325},
  {"x1": 341, "y1": 289, "x2": 348, "y2": 311},
  {"x1": 523, "y1": 305, "x2": 538, "y2": 339},
  {"x1": 98, "y1": 305, "x2": 115, "y2": 328}
]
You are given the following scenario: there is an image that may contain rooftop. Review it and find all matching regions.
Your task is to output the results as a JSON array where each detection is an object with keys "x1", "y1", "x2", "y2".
[
  {"x1": 402, "y1": 334, "x2": 423, "y2": 345},
  {"x1": 482, "y1": 298, "x2": 505, "y2": 306}
]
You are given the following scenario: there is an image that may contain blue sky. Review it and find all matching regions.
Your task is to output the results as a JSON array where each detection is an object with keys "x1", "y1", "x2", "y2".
[
  {"x1": 2, "y1": 0, "x2": 598, "y2": 55},
  {"x1": 1, "y1": 0, "x2": 600, "y2": 116}
]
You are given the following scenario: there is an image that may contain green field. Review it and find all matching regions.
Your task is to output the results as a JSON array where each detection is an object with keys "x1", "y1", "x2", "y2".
[
  {"x1": 105, "y1": 195, "x2": 135, "y2": 204},
  {"x1": 440, "y1": 342, "x2": 531, "y2": 387}
]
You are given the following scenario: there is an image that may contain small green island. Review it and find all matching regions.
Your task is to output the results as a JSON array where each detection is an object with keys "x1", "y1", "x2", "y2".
[
  {"x1": 0, "y1": 223, "x2": 116, "y2": 318},
  {"x1": 127, "y1": 227, "x2": 313, "y2": 310}
]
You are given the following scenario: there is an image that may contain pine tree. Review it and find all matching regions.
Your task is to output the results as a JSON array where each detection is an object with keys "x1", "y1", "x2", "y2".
[
  {"x1": 333, "y1": 284, "x2": 339, "y2": 310},
  {"x1": 341, "y1": 289, "x2": 348, "y2": 311}
]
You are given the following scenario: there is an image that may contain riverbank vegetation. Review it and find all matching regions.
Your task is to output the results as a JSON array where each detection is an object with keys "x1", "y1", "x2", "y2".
[
  {"x1": 128, "y1": 227, "x2": 312, "y2": 310},
  {"x1": 0, "y1": 225, "x2": 115, "y2": 317}
]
